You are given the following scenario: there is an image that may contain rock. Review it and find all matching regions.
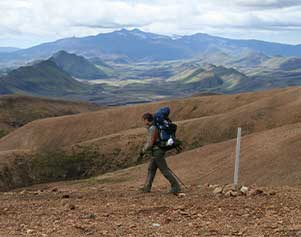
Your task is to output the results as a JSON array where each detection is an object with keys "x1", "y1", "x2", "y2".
[
  {"x1": 33, "y1": 191, "x2": 41, "y2": 196},
  {"x1": 68, "y1": 204, "x2": 76, "y2": 210},
  {"x1": 225, "y1": 190, "x2": 240, "y2": 197},
  {"x1": 152, "y1": 223, "x2": 161, "y2": 227},
  {"x1": 62, "y1": 194, "x2": 70, "y2": 199},
  {"x1": 213, "y1": 187, "x2": 223, "y2": 195},
  {"x1": 209, "y1": 184, "x2": 219, "y2": 189},
  {"x1": 52, "y1": 188, "x2": 58, "y2": 192},
  {"x1": 222, "y1": 184, "x2": 234, "y2": 194},
  {"x1": 230, "y1": 191, "x2": 240, "y2": 197},
  {"x1": 268, "y1": 191, "x2": 276, "y2": 196},
  {"x1": 165, "y1": 217, "x2": 172, "y2": 224},
  {"x1": 178, "y1": 193, "x2": 186, "y2": 198},
  {"x1": 248, "y1": 189, "x2": 264, "y2": 196},
  {"x1": 240, "y1": 186, "x2": 249, "y2": 195},
  {"x1": 179, "y1": 210, "x2": 189, "y2": 216},
  {"x1": 26, "y1": 229, "x2": 35, "y2": 234}
]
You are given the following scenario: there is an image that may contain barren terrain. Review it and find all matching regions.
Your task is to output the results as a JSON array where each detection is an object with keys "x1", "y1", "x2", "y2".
[{"x1": 0, "y1": 88, "x2": 300, "y2": 236}]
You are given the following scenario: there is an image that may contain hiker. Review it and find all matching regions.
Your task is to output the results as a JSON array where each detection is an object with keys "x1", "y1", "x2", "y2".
[{"x1": 138, "y1": 112, "x2": 181, "y2": 194}]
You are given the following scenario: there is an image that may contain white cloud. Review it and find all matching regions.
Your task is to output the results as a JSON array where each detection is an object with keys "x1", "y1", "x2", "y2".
[{"x1": 0, "y1": 0, "x2": 300, "y2": 47}]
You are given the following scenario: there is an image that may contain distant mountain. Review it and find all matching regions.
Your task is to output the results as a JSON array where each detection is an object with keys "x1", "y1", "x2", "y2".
[
  {"x1": 169, "y1": 64, "x2": 249, "y2": 92},
  {"x1": 50, "y1": 51, "x2": 108, "y2": 79},
  {"x1": 0, "y1": 60, "x2": 97, "y2": 97},
  {"x1": 0, "y1": 57, "x2": 154, "y2": 105},
  {"x1": 2, "y1": 29, "x2": 301, "y2": 65},
  {"x1": 0, "y1": 47, "x2": 20, "y2": 53},
  {"x1": 228, "y1": 51, "x2": 270, "y2": 69},
  {"x1": 260, "y1": 57, "x2": 301, "y2": 71}
]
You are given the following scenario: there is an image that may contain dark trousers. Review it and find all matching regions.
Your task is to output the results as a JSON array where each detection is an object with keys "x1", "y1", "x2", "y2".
[{"x1": 144, "y1": 147, "x2": 181, "y2": 193}]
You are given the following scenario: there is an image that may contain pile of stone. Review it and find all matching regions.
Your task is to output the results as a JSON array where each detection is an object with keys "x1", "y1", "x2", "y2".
[{"x1": 207, "y1": 184, "x2": 276, "y2": 197}]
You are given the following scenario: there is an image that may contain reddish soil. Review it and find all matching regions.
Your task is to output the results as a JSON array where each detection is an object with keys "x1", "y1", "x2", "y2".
[
  {"x1": 0, "y1": 123, "x2": 301, "y2": 236},
  {"x1": 0, "y1": 94, "x2": 100, "y2": 133},
  {"x1": 0, "y1": 173, "x2": 300, "y2": 236},
  {"x1": 0, "y1": 88, "x2": 300, "y2": 236}
]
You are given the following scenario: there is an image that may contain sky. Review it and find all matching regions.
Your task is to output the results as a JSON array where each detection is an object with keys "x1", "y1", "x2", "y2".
[{"x1": 1, "y1": 0, "x2": 301, "y2": 48}]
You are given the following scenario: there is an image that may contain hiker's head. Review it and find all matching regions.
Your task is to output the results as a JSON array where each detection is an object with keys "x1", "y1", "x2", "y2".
[{"x1": 142, "y1": 113, "x2": 153, "y2": 127}]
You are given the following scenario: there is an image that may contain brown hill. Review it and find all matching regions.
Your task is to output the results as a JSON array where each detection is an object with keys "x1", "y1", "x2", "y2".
[
  {"x1": 0, "y1": 87, "x2": 300, "y2": 151},
  {"x1": 0, "y1": 87, "x2": 300, "y2": 190},
  {"x1": 0, "y1": 94, "x2": 101, "y2": 137}
]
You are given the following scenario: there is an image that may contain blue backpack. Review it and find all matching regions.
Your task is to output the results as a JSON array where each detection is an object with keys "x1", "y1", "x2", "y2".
[{"x1": 153, "y1": 107, "x2": 181, "y2": 151}]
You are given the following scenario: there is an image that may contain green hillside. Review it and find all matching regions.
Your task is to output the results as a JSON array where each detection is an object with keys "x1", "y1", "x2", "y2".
[
  {"x1": 0, "y1": 60, "x2": 98, "y2": 97},
  {"x1": 50, "y1": 51, "x2": 108, "y2": 79}
]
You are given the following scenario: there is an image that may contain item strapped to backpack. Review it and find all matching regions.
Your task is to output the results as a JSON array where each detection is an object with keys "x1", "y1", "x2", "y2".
[{"x1": 153, "y1": 107, "x2": 182, "y2": 152}]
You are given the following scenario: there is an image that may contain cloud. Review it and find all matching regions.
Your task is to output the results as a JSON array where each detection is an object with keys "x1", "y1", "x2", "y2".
[
  {"x1": 0, "y1": 0, "x2": 300, "y2": 47},
  {"x1": 233, "y1": 0, "x2": 301, "y2": 9}
]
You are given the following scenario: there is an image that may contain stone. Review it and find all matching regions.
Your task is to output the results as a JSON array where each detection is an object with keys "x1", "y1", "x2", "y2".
[
  {"x1": 178, "y1": 193, "x2": 186, "y2": 198},
  {"x1": 69, "y1": 204, "x2": 76, "y2": 210},
  {"x1": 152, "y1": 223, "x2": 161, "y2": 227},
  {"x1": 248, "y1": 189, "x2": 264, "y2": 196},
  {"x1": 213, "y1": 187, "x2": 223, "y2": 195},
  {"x1": 268, "y1": 191, "x2": 276, "y2": 196},
  {"x1": 222, "y1": 184, "x2": 234, "y2": 194},
  {"x1": 26, "y1": 229, "x2": 35, "y2": 234},
  {"x1": 240, "y1": 186, "x2": 249, "y2": 195},
  {"x1": 62, "y1": 194, "x2": 70, "y2": 199},
  {"x1": 225, "y1": 191, "x2": 240, "y2": 197},
  {"x1": 209, "y1": 184, "x2": 219, "y2": 189}
]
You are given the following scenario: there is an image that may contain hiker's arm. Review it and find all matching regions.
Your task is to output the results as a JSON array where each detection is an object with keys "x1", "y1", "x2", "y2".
[{"x1": 142, "y1": 127, "x2": 159, "y2": 153}]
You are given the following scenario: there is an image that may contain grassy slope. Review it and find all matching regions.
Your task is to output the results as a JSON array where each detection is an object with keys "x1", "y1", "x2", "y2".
[{"x1": 50, "y1": 51, "x2": 108, "y2": 80}]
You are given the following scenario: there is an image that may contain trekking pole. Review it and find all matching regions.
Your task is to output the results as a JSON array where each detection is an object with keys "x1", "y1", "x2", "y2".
[{"x1": 168, "y1": 168, "x2": 188, "y2": 189}]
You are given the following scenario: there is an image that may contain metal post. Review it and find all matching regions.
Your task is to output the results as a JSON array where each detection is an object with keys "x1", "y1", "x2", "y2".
[{"x1": 233, "y1": 127, "x2": 242, "y2": 189}]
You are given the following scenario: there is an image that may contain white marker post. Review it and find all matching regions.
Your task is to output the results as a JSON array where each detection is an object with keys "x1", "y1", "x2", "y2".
[{"x1": 233, "y1": 127, "x2": 242, "y2": 190}]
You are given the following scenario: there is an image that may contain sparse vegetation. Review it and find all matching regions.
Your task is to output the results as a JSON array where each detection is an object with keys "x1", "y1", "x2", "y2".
[{"x1": 0, "y1": 129, "x2": 8, "y2": 138}]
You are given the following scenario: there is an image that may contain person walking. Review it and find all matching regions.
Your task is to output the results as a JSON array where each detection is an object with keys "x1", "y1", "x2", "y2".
[{"x1": 138, "y1": 112, "x2": 181, "y2": 195}]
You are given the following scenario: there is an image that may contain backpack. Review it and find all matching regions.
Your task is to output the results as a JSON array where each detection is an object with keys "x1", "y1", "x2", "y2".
[{"x1": 153, "y1": 107, "x2": 182, "y2": 152}]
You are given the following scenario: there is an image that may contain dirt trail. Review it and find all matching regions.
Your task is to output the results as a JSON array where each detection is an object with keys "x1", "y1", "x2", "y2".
[{"x1": 1, "y1": 183, "x2": 300, "y2": 237}]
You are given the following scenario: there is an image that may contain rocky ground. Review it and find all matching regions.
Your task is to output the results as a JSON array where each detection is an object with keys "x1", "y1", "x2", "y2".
[{"x1": 0, "y1": 176, "x2": 300, "y2": 237}]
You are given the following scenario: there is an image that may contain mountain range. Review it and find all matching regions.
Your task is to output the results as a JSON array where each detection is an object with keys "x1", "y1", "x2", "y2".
[
  {"x1": 0, "y1": 29, "x2": 300, "y2": 105},
  {"x1": 1, "y1": 49, "x2": 301, "y2": 105},
  {"x1": 1, "y1": 29, "x2": 301, "y2": 67},
  {"x1": 0, "y1": 47, "x2": 20, "y2": 53}
]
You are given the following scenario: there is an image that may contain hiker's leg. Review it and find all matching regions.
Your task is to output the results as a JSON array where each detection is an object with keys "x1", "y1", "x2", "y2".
[
  {"x1": 143, "y1": 158, "x2": 157, "y2": 192},
  {"x1": 153, "y1": 149, "x2": 181, "y2": 193}
]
